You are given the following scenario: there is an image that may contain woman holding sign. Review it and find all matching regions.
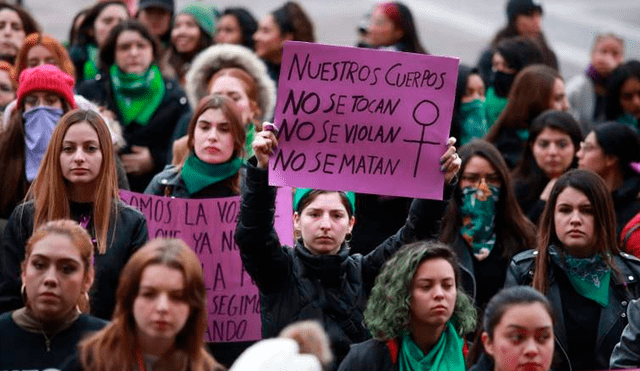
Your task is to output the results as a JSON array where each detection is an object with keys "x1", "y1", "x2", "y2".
[
  {"x1": 234, "y1": 128, "x2": 461, "y2": 370},
  {"x1": 61, "y1": 238, "x2": 225, "y2": 371},
  {"x1": 0, "y1": 109, "x2": 148, "y2": 319}
]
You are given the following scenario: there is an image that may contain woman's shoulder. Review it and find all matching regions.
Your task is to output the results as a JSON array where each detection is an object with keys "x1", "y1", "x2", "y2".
[
  {"x1": 161, "y1": 78, "x2": 189, "y2": 106},
  {"x1": 115, "y1": 199, "x2": 146, "y2": 221},
  {"x1": 76, "y1": 314, "x2": 108, "y2": 331},
  {"x1": 144, "y1": 165, "x2": 185, "y2": 195},
  {"x1": 340, "y1": 338, "x2": 391, "y2": 370}
]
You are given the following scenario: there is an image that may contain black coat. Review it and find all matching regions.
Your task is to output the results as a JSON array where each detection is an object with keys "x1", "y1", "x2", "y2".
[
  {"x1": 0, "y1": 200, "x2": 149, "y2": 319},
  {"x1": 77, "y1": 72, "x2": 191, "y2": 192},
  {"x1": 337, "y1": 339, "x2": 396, "y2": 371},
  {"x1": 505, "y1": 248, "x2": 640, "y2": 370},
  {"x1": 234, "y1": 164, "x2": 448, "y2": 370}
]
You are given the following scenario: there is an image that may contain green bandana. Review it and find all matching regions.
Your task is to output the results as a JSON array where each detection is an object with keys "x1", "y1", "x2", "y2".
[
  {"x1": 110, "y1": 64, "x2": 165, "y2": 126},
  {"x1": 549, "y1": 246, "x2": 611, "y2": 307},
  {"x1": 398, "y1": 322, "x2": 464, "y2": 371},
  {"x1": 484, "y1": 86, "x2": 508, "y2": 128},
  {"x1": 181, "y1": 153, "x2": 243, "y2": 195},
  {"x1": 83, "y1": 44, "x2": 100, "y2": 81},
  {"x1": 460, "y1": 184, "x2": 500, "y2": 261},
  {"x1": 617, "y1": 113, "x2": 639, "y2": 130},
  {"x1": 459, "y1": 99, "x2": 489, "y2": 145},
  {"x1": 244, "y1": 122, "x2": 256, "y2": 159}
]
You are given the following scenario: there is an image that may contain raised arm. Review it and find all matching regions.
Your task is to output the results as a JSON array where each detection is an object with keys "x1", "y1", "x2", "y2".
[{"x1": 234, "y1": 130, "x2": 291, "y2": 292}]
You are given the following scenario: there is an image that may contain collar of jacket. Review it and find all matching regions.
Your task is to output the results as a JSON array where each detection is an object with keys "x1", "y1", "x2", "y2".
[{"x1": 294, "y1": 240, "x2": 350, "y2": 286}]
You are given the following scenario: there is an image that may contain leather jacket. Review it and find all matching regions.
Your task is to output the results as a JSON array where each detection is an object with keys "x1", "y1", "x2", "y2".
[{"x1": 505, "y1": 248, "x2": 640, "y2": 370}]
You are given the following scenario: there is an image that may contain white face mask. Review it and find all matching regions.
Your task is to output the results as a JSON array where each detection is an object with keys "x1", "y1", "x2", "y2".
[{"x1": 23, "y1": 106, "x2": 63, "y2": 181}]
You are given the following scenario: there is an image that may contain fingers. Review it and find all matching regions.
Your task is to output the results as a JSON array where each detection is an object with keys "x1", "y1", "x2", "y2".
[{"x1": 253, "y1": 128, "x2": 279, "y2": 169}]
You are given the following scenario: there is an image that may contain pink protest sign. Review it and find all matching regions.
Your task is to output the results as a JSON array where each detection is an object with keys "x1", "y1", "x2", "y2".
[
  {"x1": 120, "y1": 189, "x2": 293, "y2": 343},
  {"x1": 270, "y1": 41, "x2": 459, "y2": 200}
]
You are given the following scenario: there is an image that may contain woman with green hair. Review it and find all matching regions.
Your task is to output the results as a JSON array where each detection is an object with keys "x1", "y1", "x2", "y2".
[{"x1": 337, "y1": 241, "x2": 477, "y2": 371}]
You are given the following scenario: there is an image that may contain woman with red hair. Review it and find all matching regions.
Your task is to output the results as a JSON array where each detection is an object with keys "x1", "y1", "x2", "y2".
[{"x1": 364, "y1": 2, "x2": 427, "y2": 54}]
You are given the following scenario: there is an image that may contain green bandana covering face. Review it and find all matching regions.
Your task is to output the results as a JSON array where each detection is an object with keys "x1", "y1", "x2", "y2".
[
  {"x1": 549, "y1": 246, "x2": 611, "y2": 307},
  {"x1": 83, "y1": 44, "x2": 100, "y2": 81},
  {"x1": 484, "y1": 86, "x2": 508, "y2": 128},
  {"x1": 460, "y1": 183, "x2": 500, "y2": 261},
  {"x1": 459, "y1": 99, "x2": 489, "y2": 145},
  {"x1": 181, "y1": 153, "x2": 243, "y2": 195},
  {"x1": 398, "y1": 322, "x2": 464, "y2": 371},
  {"x1": 110, "y1": 64, "x2": 165, "y2": 126}
]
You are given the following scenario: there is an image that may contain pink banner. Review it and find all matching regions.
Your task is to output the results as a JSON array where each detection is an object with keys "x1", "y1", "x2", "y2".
[
  {"x1": 120, "y1": 189, "x2": 293, "y2": 343},
  {"x1": 270, "y1": 41, "x2": 459, "y2": 200}
]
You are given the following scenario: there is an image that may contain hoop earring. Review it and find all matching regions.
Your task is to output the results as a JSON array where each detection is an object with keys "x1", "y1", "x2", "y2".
[
  {"x1": 21, "y1": 283, "x2": 27, "y2": 304},
  {"x1": 345, "y1": 233, "x2": 353, "y2": 243}
]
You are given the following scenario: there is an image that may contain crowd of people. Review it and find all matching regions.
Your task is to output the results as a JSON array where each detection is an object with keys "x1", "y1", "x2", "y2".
[{"x1": 0, "y1": 0, "x2": 639, "y2": 370}]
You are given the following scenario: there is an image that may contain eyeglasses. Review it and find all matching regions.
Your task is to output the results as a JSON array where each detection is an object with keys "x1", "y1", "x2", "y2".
[{"x1": 579, "y1": 141, "x2": 599, "y2": 152}]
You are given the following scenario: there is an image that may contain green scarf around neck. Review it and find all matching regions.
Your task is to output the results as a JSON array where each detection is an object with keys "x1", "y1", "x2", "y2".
[
  {"x1": 110, "y1": 64, "x2": 165, "y2": 126},
  {"x1": 549, "y1": 246, "x2": 611, "y2": 307},
  {"x1": 398, "y1": 322, "x2": 465, "y2": 371},
  {"x1": 484, "y1": 86, "x2": 508, "y2": 128},
  {"x1": 244, "y1": 121, "x2": 256, "y2": 159},
  {"x1": 181, "y1": 153, "x2": 243, "y2": 195}
]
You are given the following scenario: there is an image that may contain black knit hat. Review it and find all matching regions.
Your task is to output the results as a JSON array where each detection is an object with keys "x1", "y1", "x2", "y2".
[
  {"x1": 138, "y1": 0, "x2": 174, "y2": 13},
  {"x1": 506, "y1": 0, "x2": 543, "y2": 22}
]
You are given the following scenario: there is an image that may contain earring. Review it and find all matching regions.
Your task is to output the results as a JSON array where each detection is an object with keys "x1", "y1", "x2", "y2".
[
  {"x1": 345, "y1": 233, "x2": 353, "y2": 243},
  {"x1": 21, "y1": 283, "x2": 27, "y2": 304}
]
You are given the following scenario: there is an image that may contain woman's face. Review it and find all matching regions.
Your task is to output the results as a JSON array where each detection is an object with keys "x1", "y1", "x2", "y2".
[
  {"x1": 577, "y1": 132, "x2": 612, "y2": 176},
  {"x1": 591, "y1": 37, "x2": 624, "y2": 77},
  {"x1": 462, "y1": 74, "x2": 486, "y2": 103},
  {"x1": 514, "y1": 11, "x2": 542, "y2": 39},
  {"x1": 114, "y1": 30, "x2": 154, "y2": 74},
  {"x1": 483, "y1": 303, "x2": 554, "y2": 371},
  {"x1": 0, "y1": 69, "x2": 14, "y2": 107},
  {"x1": 253, "y1": 15, "x2": 288, "y2": 62},
  {"x1": 137, "y1": 7, "x2": 172, "y2": 38},
  {"x1": 22, "y1": 233, "x2": 90, "y2": 321},
  {"x1": 193, "y1": 108, "x2": 235, "y2": 164},
  {"x1": 532, "y1": 127, "x2": 575, "y2": 178},
  {"x1": 548, "y1": 78, "x2": 569, "y2": 111},
  {"x1": 133, "y1": 264, "x2": 190, "y2": 348},
  {"x1": 94, "y1": 4, "x2": 128, "y2": 48},
  {"x1": 554, "y1": 186, "x2": 596, "y2": 257},
  {"x1": 60, "y1": 121, "x2": 103, "y2": 186},
  {"x1": 0, "y1": 8, "x2": 25, "y2": 58},
  {"x1": 293, "y1": 193, "x2": 355, "y2": 255},
  {"x1": 619, "y1": 77, "x2": 640, "y2": 119},
  {"x1": 23, "y1": 91, "x2": 63, "y2": 111},
  {"x1": 26, "y1": 45, "x2": 57, "y2": 69},
  {"x1": 209, "y1": 75, "x2": 256, "y2": 124},
  {"x1": 215, "y1": 14, "x2": 243, "y2": 45},
  {"x1": 409, "y1": 258, "x2": 457, "y2": 331},
  {"x1": 460, "y1": 155, "x2": 502, "y2": 190},
  {"x1": 367, "y1": 7, "x2": 403, "y2": 48},
  {"x1": 492, "y1": 52, "x2": 515, "y2": 74},
  {"x1": 171, "y1": 13, "x2": 202, "y2": 54}
]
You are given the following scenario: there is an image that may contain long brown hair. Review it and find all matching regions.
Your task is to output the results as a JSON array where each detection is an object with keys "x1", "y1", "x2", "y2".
[
  {"x1": 486, "y1": 64, "x2": 560, "y2": 140},
  {"x1": 440, "y1": 140, "x2": 536, "y2": 260},
  {"x1": 185, "y1": 94, "x2": 245, "y2": 193},
  {"x1": 532, "y1": 169, "x2": 619, "y2": 293},
  {"x1": 78, "y1": 239, "x2": 221, "y2": 371},
  {"x1": 22, "y1": 219, "x2": 95, "y2": 313},
  {"x1": 26, "y1": 109, "x2": 119, "y2": 254}
]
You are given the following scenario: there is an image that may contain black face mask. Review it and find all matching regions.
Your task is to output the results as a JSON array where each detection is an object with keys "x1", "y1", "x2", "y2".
[{"x1": 492, "y1": 71, "x2": 516, "y2": 98}]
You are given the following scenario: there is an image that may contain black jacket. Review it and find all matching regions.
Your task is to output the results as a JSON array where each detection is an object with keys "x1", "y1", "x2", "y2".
[
  {"x1": 0, "y1": 200, "x2": 149, "y2": 319},
  {"x1": 610, "y1": 298, "x2": 640, "y2": 369},
  {"x1": 337, "y1": 339, "x2": 395, "y2": 371},
  {"x1": 234, "y1": 164, "x2": 448, "y2": 369},
  {"x1": 77, "y1": 73, "x2": 192, "y2": 192},
  {"x1": 144, "y1": 165, "x2": 239, "y2": 199},
  {"x1": 505, "y1": 248, "x2": 640, "y2": 370}
]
